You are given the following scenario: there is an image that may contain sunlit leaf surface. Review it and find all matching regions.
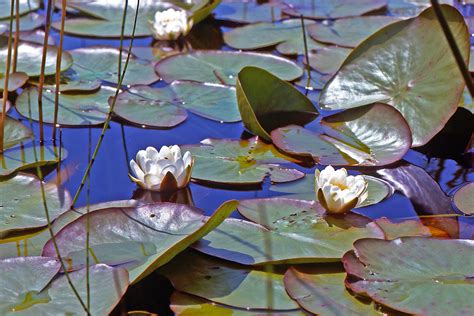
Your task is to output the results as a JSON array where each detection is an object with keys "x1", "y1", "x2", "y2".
[
  {"x1": 453, "y1": 182, "x2": 474, "y2": 215},
  {"x1": 281, "y1": 0, "x2": 387, "y2": 19}
]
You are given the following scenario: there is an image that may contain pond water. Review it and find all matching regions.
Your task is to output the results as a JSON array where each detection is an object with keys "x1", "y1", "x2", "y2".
[{"x1": 2, "y1": 0, "x2": 474, "y2": 314}]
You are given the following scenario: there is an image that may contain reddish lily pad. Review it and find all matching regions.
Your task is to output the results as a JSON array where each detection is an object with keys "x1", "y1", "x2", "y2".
[
  {"x1": 42, "y1": 200, "x2": 239, "y2": 283},
  {"x1": 319, "y1": 5, "x2": 469, "y2": 146},
  {"x1": 453, "y1": 182, "x2": 474, "y2": 215},
  {"x1": 182, "y1": 137, "x2": 304, "y2": 186},
  {"x1": 343, "y1": 237, "x2": 474, "y2": 316},
  {"x1": 281, "y1": 0, "x2": 388, "y2": 19},
  {"x1": 271, "y1": 103, "x2": 412, "y2": 167}
]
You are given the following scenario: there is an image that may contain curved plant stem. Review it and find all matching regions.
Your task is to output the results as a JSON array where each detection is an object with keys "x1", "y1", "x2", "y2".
[
  {"x1": 431, "y1": 0, "x2": 474, "y2": 97},
  {"x1": 52, "y1": 0, "x2": 67, "y2": 140},
  {"x1": 37, "y1": 0, "x2": 54, "y2": 143},
  {"x1": 0, "y1": 0, "x2": 15, "y2": 153},
  {"x1": 71, "y1": 0, "x2": 140, "y2": 208},
  {"x1": 12, "y1": 0, "x2": 19, "y2": 72}
]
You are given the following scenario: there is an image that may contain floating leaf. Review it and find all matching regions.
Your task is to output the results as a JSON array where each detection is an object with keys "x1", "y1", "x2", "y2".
[
  {"x1": 0, "y1": 72, "x2": 28, "y2": 92},
  {"x1": 214, "y1": 1, "x2": 283, "y2": 23},
  {"x1": 29, "y1": 69, "x2": 102, "y2": 93},
  {"x1": 114, "y1": 82, "x2": 240, "y2": 128},
  {"x1": 281, "y1": 0, "x2": 387, "y2": 19},
  {"x1": 161, "y1": 250, "x2": 300, "y2": 310},
  {"x1": 43, "y1": 200, "x2": 238, "y2": 283},
  {"x1": 284, "y1": 268, "x2": 382, "y2": 316},
  {"x1": 0, "y1": 12, "x2": 44, "y2": 32},
  {"x1": 194, "y1": 198, "x2": 384, "y2": 265},
  {"x1": 0, "y1": 257, "x2": 129, "y2": 315},
  {"x1": 237, "y1": 67, "x2": 317, "y2": 141},
  {"x1": 270, "y1": 173, "x2": 393, "y2": 208},
  {"x1": 272, "y1": 103, "x2": 412, "y2": 167},
  {"x1": 0, "y1": 42, "x2": 72, "y2": 77},
  {"x1": 0, "y1": 173, "x2": 71, "y2": 237},
  {"x1": 308, "y1": 16, "x2": 400, "y2": 48},
  {"x1": 305, "y1": 46, "x2": 352, "y2": 75},
  {"x1": 68, "y1": 47, "x2": 160, "y2": 86},
  {"x1": 319, "y1": 5, "x2": 469, "y2": 146},
  {"x1": 453, "y1": 182, "x2": 474, "y2": 215},
  {"x1": 387, "y1": 0, "x2": 454, "y2": 17},
  {"x1": 155, "y1": 51, "x2": 303, "y2": 85},
  {"x1": 0, "y1": 145, "x2": 65, "y2": 177},
  {"x1": 182, "y1": 137, "x2": 304, "y2": 185},
  {"x1": 295, "y1": 70, "x2": 333, "y2": 91},
  {"x1": 373, "y1": 217, "x2": 432, "y2": 240},
  {"x1": 344, "y1": 237, "x2": 474, "y2": 316},
  {"x1": 223, "y1": 19, "x2": 326, "y2": 55},
  {"x1": 2, "y1": 116, "x2": 31, "y2": 151},
  {"x1": 16, "y1": 86, "x2": 115, "y2": 126},
  {"x1": 0, "y1": 0, "x2": 40, "y2": 19}
]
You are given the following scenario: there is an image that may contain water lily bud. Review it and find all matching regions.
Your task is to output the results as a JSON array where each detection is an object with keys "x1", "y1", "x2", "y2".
[
  {"x1": 149, "y1": 8, "x2": 193, "y2": 41},
  {"x1": 314, "y1": 166, "x2": 368, "y2": 214},
  {"x1": 129, "y1": 145, "x2": 194, "y2": 192}
]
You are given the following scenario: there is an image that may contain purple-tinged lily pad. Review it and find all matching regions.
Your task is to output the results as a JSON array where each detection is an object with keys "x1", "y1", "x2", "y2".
[
  {"x1": 343, "y1": 237, "x2": 474, "y2": 316},
  {"x1": 272, "y1": 103, "x2": 412, "y2": 167},
  {"x1": 182, "y1": 137, "x2": 304, "y2": 186},
  {"x1": 453, "y1": 182, "x2": 474, "y2": 215}
]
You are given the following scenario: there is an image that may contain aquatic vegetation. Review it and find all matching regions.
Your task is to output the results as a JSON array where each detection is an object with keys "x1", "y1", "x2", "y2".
[{"x1": 149, "y1": 8, "x2": 193, "y2": 40}]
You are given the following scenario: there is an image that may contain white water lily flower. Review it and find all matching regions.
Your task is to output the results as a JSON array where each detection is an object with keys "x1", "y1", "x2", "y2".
[
  {"x1": 149, "y1": 8, "x2": 193, "y2": 41},
  {"x1": 315, "y1": 166, "x2": 368, "y2": 214},
  {"x1": 129, "y1": 145, "x2": 193, "y2": 192}
]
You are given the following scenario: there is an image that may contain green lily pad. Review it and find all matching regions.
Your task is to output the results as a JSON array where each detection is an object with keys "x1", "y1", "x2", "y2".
[
  {"x1": 171, "y1": 291, "x2": 307, "y2": 315},
  {"x1": 0, "y1": 257, "x2": 129, "y2": 315},
  {"x1": 387, "y1": 0, "x2": 454, "y2": 17},
  {"x1": 271, "y1": 103, "x2": 413, "y2": 167},
  {"x1": 319, "y1": 5, "x2": 469, "y2": 146},
  {"x1": 68, "y1": 47, "x2": 160, "y2": 86},
  {"x1": 182, "y1": 137, "x2": 304, "y2": 185},
  {"x1": 0, "y1": 42, "x2": 72, "y2": 77},
  {"x1": 453, "y1": 182, "x2": 474, "y2": 215},
  {"x1": 295, "y1": 70, "x2": 333, "y2": 91},
  {"x1": 2, "y1": 116, "x2": 31, "y2": 151},
  {"x1": 284, "y1": 267, "x2": 382, "y2": 316},
  {"x1": 308, "y1": 16, "x2": 400, "y2": 48},
  {"x1": 29, "y1": 70, "x2": 102, "y2": 93},
  {"x1": 237, "y1": 66, "x2": 317, "y2": 141},
  {"x1": 0, "y1": 0, "x2": 40, "y2": 20},
  {"x1": 270, "y1": 173, "x2": 393, "y2": 208},
  {"x1": 223, "y1": 19, "x2": 326, "y2": 55},
  {"x1": 343, "y1": 237, "x2": 474, "y2": 316},
  {"x1": 305, "y1": 46, "x2": 352, "y2": 75},
  {"x1": 193, "y1": 198, "x2": 384, "y2": 265},
  {"x1": 160, "y1": 250, "x2": 300, "y2": 310},
  {"x1": 16, "y1": 86, "x2": 115, "y2": 126},
  {"x1": 281, "y1": 0, "x2": 387, "y2": 19},
  {"x1": 214, "y1": 1, "x2": 283, "y2": 23},
  {"x1": 0, "y1": 72, "x2": 29, "y2": 92},
  {"x1": 0, "y1": 144, "x2": 65, "y2": 177},
  {"x1": 114, "y1": 82, "x2": 240, "y2": 128},
  {"x1": 0, "y1": 12, "x2": 44, "y2": 32},
  {"x1": 42, "y1": 200, "x2": 239, "y2": 283},
  {"x1": 155, "y1": 51, "x2": 303, "y2": 85},
  {"x1": 0, "y1": 173, "x2": 71, "y2": 237}
]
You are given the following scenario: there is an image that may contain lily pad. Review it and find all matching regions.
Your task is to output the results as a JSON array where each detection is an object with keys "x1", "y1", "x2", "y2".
[
  {"x1": 29, "y1": 69, "x2": 102, "y2": 93},
  {"x1": 319, "y1": 5, "x2": 469, "y2": 146},
  {"x1": 308, "y1": 16, "x2": 400, "y2": 48},
  {"x1": 387, "y1": 0, "x2": 454, "y2": 17},
  {"x1": 295, "y1": 70, "x2": 333, "y2": 91},
  {"x1": 0, "y1": 12, "x2": 44, "y2": 32},
  {"x1": 0, "y1": 173, "x2": 71, "y2": 237},
  {"x1": 182, "y1": 137, "x2": 304, "y2": 186},
  {"x1": 114, "y1": 82, "x2": 240, "y2": 128},
  {"x1": 281, "y1": 0, "x2": 388, "y2": 19},
  {"x1": 223, "y1": 19, "x2": 326, "y2": 55},
  {"x1": 343, "y1": 237, "x2": 474, "y2": 316},
  {"x1": 271, "y1": 103, "x2": 412, "y2": 167},
  {"x1": 155, "y1": 50, "x2": 303, "y2": 85},
  {"x1": 42, "y1": 200, "x2": 239, "y2": 283},
  {"x1": 0, "y1": 144, "x2": 65, "y2": 177},
  {"x1": 16, "y1": 86, "x2": 115, "y2": 126},
  {"x1": 0, "y1": 0, "x2": 40, "y2": 20},
  {"x1": 2, "y1": 116, "x2": 31, "y2": 151},
  {"x1": 0, "y1": 72, "x2": 29, "y2": 92},
  {"x1": 284, "y1": 267, "x2": 382, "y2": 316},
  {"x1": 0, "y1": 257, "x2": 129, "y2": 315},
  {"x1": 68, "y1": 47, "x2": 160, "y2": 86},
  {"x1": 453, "y1": 182, "x2": 474, "y2": 215},
  {"x1": 160, "y1": 250, "x2": 300, "y2": 310},
  {"x1": 193, "y1": 198, "x2": 384, "y2": 265},
  {"x1": 270, "y1": 173, "x2": 393, "y2": 208},
  {"x1": 214, "y1": 1, "x2": 283, "y2": 23},
  {"x1": 0, "y1": 42, "x2": 72, "y2": 77},
  {"x1": 305, "y1": 46, "x2": 352, "y2": 75},
  {"x1": 236, "y1": 66, "x2": 317, "y2": 141}
]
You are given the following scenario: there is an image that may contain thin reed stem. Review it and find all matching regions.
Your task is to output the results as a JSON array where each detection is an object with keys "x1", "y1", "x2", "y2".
[
  {"x1": 86, "y1": 127, "x2": 91, "y2": 312},
  {"x1": 118, "y1": 0, "x2": 129, "y2": 83},
  {"x1": 300, "y1": 15, "x2": 312, "y2": 95},
  {"x1": 12, "y1": 0, "x2": 19, "y2": 72}
]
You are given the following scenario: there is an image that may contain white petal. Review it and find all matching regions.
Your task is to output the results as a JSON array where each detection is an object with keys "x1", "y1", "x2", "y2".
[
  {"x1": 129, "y1": 160, "x2": 145, "y2": 181},
  {"x1": 146, "y1": 146, "x2": 159, "y2": 160},
  {"x1": 182, "y1": 151, "x2": 192, "y2": 168},
  {"x1": 136, "y1": 150, "x2": 147, "y2": 169},
  {"x1": 329, "y1": 168, "x2": 348, "y2": 187},
  {"x1": 144, "y1": 174, "x2": 162, "y2": 188}
]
